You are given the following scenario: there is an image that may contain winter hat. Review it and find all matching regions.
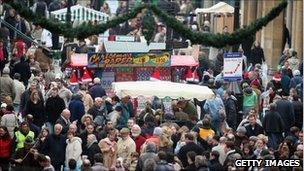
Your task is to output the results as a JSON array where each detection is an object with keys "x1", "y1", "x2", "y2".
[
  {"x1": 244, "y1": 87, "x2": 253, "y2": 95},
  {"x1": 0, "y1": 103, "x2": 7, "y2": 108},
  {"x1": 237, "y1": 126, "x2": 247, "y2": 134},
  {"x1": 81, "y1": 67, "x2": 92, "y2": 82},
  {"x1": 150, "y1": 68, "x2": 161, "y2": 81},
  {"x1": 69, "y1": 70, "x2": 78, "y2": 85},
  {"x1": 293, "y1": 70, "x2": 301, "y2": 76},
  {"x1": 2, "y1": 67, "x2": 10, "y2": 74},
  {"x1": 153, "y1": 127, "x2": 163, "y2": 136},
  {"x1": 250, "y1": 79, "x2": 260, "y2": 88},
  {"x1": 272, "y1": 73, "x2": 281, "y2": 81}
]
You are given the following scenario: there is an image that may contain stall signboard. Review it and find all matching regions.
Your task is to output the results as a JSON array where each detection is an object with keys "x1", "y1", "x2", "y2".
[
  {"x1": 223, "y1": 52, "x2": 243, "y2": 81},
  {"x1": 88, "y1": 52, "x2": 170, "y2": 68},
  {"x1": 88, "y1": 53, "x2": 133, "y2": 68},
  {"x1": 70, "y1": 53, "x2": 88, "y2": 67},
  {"x1": 88, "y1": 53, "x2": 104, "y2": 68},
  {"x1": 133, "y1": 52, "x2": 170, "y2": 67}
]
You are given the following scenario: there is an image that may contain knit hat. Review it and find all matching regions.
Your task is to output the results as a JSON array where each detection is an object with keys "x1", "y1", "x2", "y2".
[
  {"x1": 81, "y1": 67, "x2": 92, "y2": 82},
  {"x1": 153, "y1": 127, "x2": 163, "y2": 136},
  {"x1": 237, "y1": 126, "x2": 247, "y2": 134},
  {"x1": 2, "y1": 67, "x2": 10, "y2": 74},
  {"x1": 69, "y1": 70, "x2": 78, "y2": 85},
  {"x1": 250, "y1": 79, "x2": 260, "y2": 88},
  {"x1": 293, "y1": 70, "x2": 301, "y2": 76},
  {"x1": 272, "y1": 73, "x2": 281, "y2": 81},
  {"x1": 115, "y1": 105, "x2": 123, "y2": 112}
]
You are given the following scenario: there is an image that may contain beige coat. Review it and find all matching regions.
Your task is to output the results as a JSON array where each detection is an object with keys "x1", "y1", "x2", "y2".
[
  {"x1": 99, "y1": 138, "x2": 118, "y2": 168},
  {"x1": 0, "y1": 75, "x2": 15, "y2": 102},
  {"x1": 1, "y1": 113, "x2": 18, "y2": 138},
  {"x1": 65, "y1": 137, "x2": 83, "y2": 166},
  {"x1": 117, "y1": 136, "x2": 136, "y2": 162}
]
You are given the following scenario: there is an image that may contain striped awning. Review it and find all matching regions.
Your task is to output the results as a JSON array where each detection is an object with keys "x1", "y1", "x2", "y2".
[{"x1": 50, "y1": 5, "x2": 109, "y2": 23}]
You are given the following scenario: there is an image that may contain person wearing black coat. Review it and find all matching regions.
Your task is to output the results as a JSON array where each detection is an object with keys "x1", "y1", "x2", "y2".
[
  {"x1": 275, "y1": 94, "x2": 295, "y2": 135},
  {"x1": 291, "y1": 96, "x2": 303, "y2": 129},
  {"x1": 249, "y1": 41, "x2": 265, "y2": 66},
  {"x1": 82, "y1": 134, "x2": 101, "y2": 164},
  {"x1": 55, "y1": 109, "x2": 71, "y2": 135},
  {"x1": 245, "y1": 114, "x2": 264, "y2": 138},
  {"x1": 209, "y1": 151, "x2": 224, "y2": 171},
  {"x1": 12, "y1": 57, "x2": 31, "y2": 86},
  {"x1": 68, "y1": 94, "x2": 85, "y2": 123},
  {"x1": 4, "y1": 8, "x2": 16, "y2": 40},
  {"x1": 178, "y1": 133, "x2": 203, "y2": 168},
  {"x1": 25, "y1": 91, "x2": 45, "y2": 127},
  {"x1": 224, "y1": 90, "x2": 237, "y2": 130},
  {"x1": 45, "y1": 88, "x2": 66, "y2": 126},
  {"x1": 41, "y1": 124, "x2": 67, "y2": 171},
  {"x1": 262, "y1": 103, "x2": 285, "y2": 149}
]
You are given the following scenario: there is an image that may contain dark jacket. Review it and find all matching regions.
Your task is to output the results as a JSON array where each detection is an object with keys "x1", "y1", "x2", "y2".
[
  {"x1": 262, "y1": 111, "x2": 285, "y2": 133},
  {"x1": 281, "y1": 74, "x2": 291, "y2": 95},
  {"x1": 292, "y1": 99, "x2": 303, "y2": 129},
  {"x1": 68, "y1": 94, "x2": 85, "y2": 122},
  {"x1": 12, "y1": 59, "x2": 31, "y2": 85},
  {"x1": 88, "y1": 83, "x2": 106, "y2": 100},
  {"x1": 20, "y1": 89, "x2": 44, "y2": 114},
  {"x1": 276, "y1": 98, "x2": 295, "y2": 132},
  {"x1": 178, "y1": 142, "x2": 203, "y2": 167},
  {"x1": 45, "y1": 95, "x2": 66, "y2": 124},
  {"x1": 295, "y1": 83, "x2": 303, "y2": 102},
  {"x1": 4, "y1": 15, "x2": 16, "y2": 39},
  {"x1": 82, "y1": 142, "x2": 101, "y2": 164},
  {"x1": 155, "y1": 160, "x2": 175, "y2": 171},
  {"x1": 25, "y1": 100, "x2": 45, "y2": 127},
  {"x1": 245, "y1": 123, "x2": 264, "y2": 138},
  {"x1": 224, "y1": 97, "x2": 237, "y2": 130},
  {"x1": 42, "y1": 134, "x2": 67, "y2": 166},
  {"x1": 209, "y1": 159, "x2": 224, "y2": 171},
  {"x1": 87, "y1": 105, "x2": 106, "y2": 119},
  {"x1": 56, "y1": 116, "x2": 70, "y2": 135},
  {"x1": 250, "y1": 47, "x2": 265, "y2": 65},
  {"x1": 289, "y1": 75, "x2": 302, "y2": 89}
]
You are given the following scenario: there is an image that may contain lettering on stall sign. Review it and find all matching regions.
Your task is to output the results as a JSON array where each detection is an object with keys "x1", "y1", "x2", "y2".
[{"x1": 104, "y1": 53, "x2": 133, "y2": 66}]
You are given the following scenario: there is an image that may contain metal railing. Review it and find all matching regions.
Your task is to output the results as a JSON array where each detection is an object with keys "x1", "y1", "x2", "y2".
[{"x1": 0, "y1": 18, "x2": 39, "y2": 46}]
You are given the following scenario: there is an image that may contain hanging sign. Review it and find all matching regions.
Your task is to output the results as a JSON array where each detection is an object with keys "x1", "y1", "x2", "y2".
[
  {"x1": 70, "y1": 53, "x2": 88, "y2": 67},
  {"x1": 133, "y1": 52, "x2": 170, "y2": 67},
  {"x1": 88, "y1": 53, "x2": 105, "y2": 68},
  {"x1": 223, "y1": 53, "x2": 243, "y2": 81}
]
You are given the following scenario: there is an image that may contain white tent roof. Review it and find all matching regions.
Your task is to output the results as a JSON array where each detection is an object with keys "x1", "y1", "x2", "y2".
[
  {"x1": 112, "y1": 81, "x2": 214, "y2": 101},
  {"x1": 195, "y1": 2, "x2": 235, "y2": 14},
  {"x1": 104, "y1": 41, "x2": 166, "y2": 53},
  {"x1": 51, "y1": 5, "x2": 109, "y2": 22}
]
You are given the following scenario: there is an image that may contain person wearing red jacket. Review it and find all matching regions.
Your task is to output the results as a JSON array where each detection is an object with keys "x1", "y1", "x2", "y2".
[
  {"x1": 131, "y1": 124, "x2": 146, "y2": 153},
  {"x1": 0, "y1": 126, "x2": 13, "y2": 171}
]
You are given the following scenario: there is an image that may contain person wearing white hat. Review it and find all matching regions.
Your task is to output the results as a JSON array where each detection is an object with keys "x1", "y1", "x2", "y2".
[
  {"x1": 290, "y1": 70, "x2": 302, "y2": 89},
  {"x1": 0, "y1": 67, "x2": 15, "y2": 102}
]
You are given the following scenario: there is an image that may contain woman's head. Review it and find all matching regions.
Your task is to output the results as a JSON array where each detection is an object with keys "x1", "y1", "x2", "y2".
[
  {"x1": 67, "y1": 131, "x2": 75, "y2": 140},
  {"x1": 0, "y1": 126, "x2": 10, "y2": 139},
  {"x1": 30, "y1": 90, "x2": 40, "y2": 102},
  {"x1": 41, "y1": 128, "x2": 49, "y2": 137}
]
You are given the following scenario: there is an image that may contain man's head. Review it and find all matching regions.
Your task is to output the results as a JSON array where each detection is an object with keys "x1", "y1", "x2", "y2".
[
  {"x1": 51, "y1": 87, "x2": 59, "y2": 97},
  {"x1": 120, "y1": 128, "x2": 130, "y2": 140},
  {"x1": 54, "y1": 124, "x2": 63, "y2": 135},
  {"x1": 93, "y1": 153, "x2": 103, "y2": 164},
  {"x1": 131, "y1": 124, "x2": 141, "y2": 138},
  {"x1": 185, "y1": 133, "x2": 195, "y2": 143},
  {"x1": 93, "y1": 77, "x2": 101, "y2": 85},
  {"x1": 20, "y1": 121, "x2": 29, "y2": 133},
  {"x1": 94, "y1": 97, "x2": 104, "y2": 107},
  {"x1": 87, "y1": 134, "x2": 97, "y2": 144},
  {"x1": 107, "y1": 128, "x2": 116, "y2": 141},
  {"x1": 61, "y1": 109, "x2": 71, "y2": 120},
  {"x1": 127, "y1": 119, "x2": 134, "y2": 129},
  {"x1": 248, "y1": 114, "x2": 257, "y2": 126},
  {"x1": 210, "y1": 151, "x2": 220, "y2": 160}
]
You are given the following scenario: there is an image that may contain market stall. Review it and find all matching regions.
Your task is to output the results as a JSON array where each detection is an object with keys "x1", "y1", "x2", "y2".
[{"x1": 170, "y1": 55, "x2": 198, "y2": 82}]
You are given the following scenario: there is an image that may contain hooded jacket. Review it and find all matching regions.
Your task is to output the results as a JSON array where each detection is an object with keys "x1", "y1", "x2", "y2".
[
  {"x1": 65, "y1": 137, "x2": 82, "y2": 166},
  {"x1": 68, "y1": 94, "x2": 85, "y2": 122}
]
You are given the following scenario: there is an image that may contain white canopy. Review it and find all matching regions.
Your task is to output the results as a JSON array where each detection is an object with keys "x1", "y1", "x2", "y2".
[
  {"x1": 112, "y1": 81, "x2": 214, "y2": 101},
  {"x1": 50, "y1": 5, "x2": 109, "y2": 22},
  {"x1": 195, "y1": 2, "x2": 235, "y2": 14}
]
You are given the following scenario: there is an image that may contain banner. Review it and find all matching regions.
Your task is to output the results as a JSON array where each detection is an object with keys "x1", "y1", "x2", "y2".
[
  {"x1": 223, "y1": 53, "x2": 243, "y2": 81},
  {"x1": 104, "y1": 53, "x2": 133, "y2": 67},
  {"x1": 70, "y1": 53, "x2": 88, "y2": 67},
  {"x1": 88, "y1": 53, "x2": 104, "y2": 68}
]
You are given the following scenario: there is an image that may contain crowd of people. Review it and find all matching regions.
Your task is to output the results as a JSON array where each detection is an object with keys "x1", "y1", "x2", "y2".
[{"x1": 0, "y1": 1, "x2": 303, "y2": 171}]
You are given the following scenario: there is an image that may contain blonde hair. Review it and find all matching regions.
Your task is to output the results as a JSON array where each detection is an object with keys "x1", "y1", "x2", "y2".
[{"x1": 30, "y1": 90, "x2": 40, "y2": 102}]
